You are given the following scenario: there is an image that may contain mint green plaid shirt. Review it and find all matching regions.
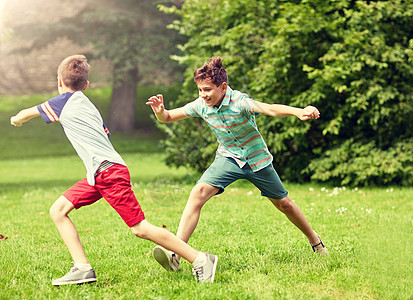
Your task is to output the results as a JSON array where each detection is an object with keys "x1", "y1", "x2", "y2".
[{"x1": 183, "y1": 85, "x2": 273, "y2": 172}]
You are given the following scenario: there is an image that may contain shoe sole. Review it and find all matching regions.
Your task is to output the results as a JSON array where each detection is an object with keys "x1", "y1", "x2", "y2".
[
  {"x1": 52, "y1": 277, "x2": 97, "y2": 286},
  {"x1": 153, "y1": 246, "x2": 178, "y2": 271},
  {"x1": 209, "y1": 255, "x2": 218, "y2": 283}
]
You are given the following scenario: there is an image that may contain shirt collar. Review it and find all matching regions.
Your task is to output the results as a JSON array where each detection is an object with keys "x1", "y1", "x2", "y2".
[{"x1": 220, "y1": 85, "x2": 232, "y2": 107}]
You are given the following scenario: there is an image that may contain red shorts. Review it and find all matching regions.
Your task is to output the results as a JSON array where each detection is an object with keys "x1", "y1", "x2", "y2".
[{"x1": 63, "y1": 163, "x2": 145, "y2": 227}]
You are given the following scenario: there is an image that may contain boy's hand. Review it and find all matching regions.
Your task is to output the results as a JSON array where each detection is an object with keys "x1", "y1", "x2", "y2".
[
  {"x1": 298, "y1": 106, "x2": 320, "y2": 121},
  {"x1": 10, "y1": 107, "x2": 40, "y2": 126},
  {"x1": 10, "y1": 116, "x2": 23, "y2": 127},
  {"x1": 146, "y1": 94, "x2": 187, "y2": 123},
  {"x1": 146, "y1": 94, "x2": 165, "y2": 114}
]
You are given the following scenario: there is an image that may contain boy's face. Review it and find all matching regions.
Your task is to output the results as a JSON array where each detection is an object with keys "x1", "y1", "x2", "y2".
[{"x1": 196, "y1": 79, "x2": 227, "y2": 107}]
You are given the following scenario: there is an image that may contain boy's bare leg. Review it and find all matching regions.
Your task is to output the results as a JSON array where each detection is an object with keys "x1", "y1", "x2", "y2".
[
  {"x1": 176, "y1": 183, "x2": 219, "y2": 243},
  {"x1": 131, "y1": 220, "x2": 199, "y2": 263},
  {"x1": 49, "y1": 195, "x2": 88, "y2": 264},
  {"x1": 269, "y1": 195, "x2": 319, "y2": 245}
]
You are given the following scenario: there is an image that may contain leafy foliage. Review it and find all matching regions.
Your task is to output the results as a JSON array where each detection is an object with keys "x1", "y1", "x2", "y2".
[
  {"x1": 305, "y1": 138, "x2": 413, "y2": 186},
  {"x1": 158, "y1": 0, "x2": 413, "y2": 185}
]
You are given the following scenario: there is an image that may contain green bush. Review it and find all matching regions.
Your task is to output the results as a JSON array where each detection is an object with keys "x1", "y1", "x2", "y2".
[
  {"x1": 158, "y1": 0, "x2": 413, "y2": 186},
  {"x1": 304, "y1": 138, "x2": 413, "y2": 186}
]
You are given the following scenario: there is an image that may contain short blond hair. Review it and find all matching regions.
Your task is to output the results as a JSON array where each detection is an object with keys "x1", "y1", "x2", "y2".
[{"x1": 57, "y1": 55, "x2": 90, "y2": 91}]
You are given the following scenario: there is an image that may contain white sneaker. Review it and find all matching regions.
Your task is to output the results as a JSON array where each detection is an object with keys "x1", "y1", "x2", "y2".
[
  {"x1": 153, "y1": 245, "x2": 180, "y2": 271},
  {"x1": 311, "y1": 233, "x2": 329, "y2": 255},
  {"x1": 52, "y1": 266, "x2": 96, "y2": 286},
  {"x1": 192, "y1": 253, "x2": 218, "y2": 282}
]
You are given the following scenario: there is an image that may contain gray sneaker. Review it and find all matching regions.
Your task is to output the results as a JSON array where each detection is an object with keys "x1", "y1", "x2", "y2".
[
  {"x1": 311, "y1": 233, "x2": 329, "y2": 255},
  {"x1": 52, "y1": 266, "x2": 96, "y2": 286},
  {"x1": 153, "y1": 245, "x2": 180, "y2": 271},
  {"x1": 192, "y1": 253, "x2": 218, "y2": 282}
]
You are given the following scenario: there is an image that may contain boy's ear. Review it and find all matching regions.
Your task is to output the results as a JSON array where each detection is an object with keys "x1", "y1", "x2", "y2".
[
  {"x1": 82, "y1": 81, "x2": 89, "y2": 91},
  {"x1": 221, "y1": 82, "x2": 227, "y2": 92}
]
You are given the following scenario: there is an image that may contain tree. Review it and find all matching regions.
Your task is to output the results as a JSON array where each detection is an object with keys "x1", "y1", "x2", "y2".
[
  {"x1": 10, "y1": 0, "x2": 183, "y2": 131},
  {"x1": 157, "y1": 0, "x2": 413, "y2": 186}
]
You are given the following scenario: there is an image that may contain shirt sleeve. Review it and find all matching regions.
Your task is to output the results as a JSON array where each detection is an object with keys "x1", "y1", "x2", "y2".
[
  {"x1": 182, "y1": 98, "x2": 202, "y2": 117},
  {"x1": 238, "y1": 95, "x2": 260, "y2": 117},
  {"x1": 37, "y1": 93, "x2": 72, "y2": 124}
]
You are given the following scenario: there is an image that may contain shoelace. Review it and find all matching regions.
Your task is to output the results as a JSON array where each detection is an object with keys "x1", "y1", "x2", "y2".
[
  {"x1": 192, "y1": 266, "x2": 203, "y2": 281},
  {"x1": 171, "y1": 254, "x2": 180, "y2": 268}
]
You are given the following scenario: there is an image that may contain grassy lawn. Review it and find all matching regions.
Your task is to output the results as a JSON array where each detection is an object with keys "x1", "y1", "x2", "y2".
[{"x1": 0, "y1": 90, "x2": 412, "y2": 299}]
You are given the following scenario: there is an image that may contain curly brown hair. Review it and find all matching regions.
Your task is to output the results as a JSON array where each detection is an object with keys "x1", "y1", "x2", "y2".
[{"x1": 194, "y1": 56, "x2": 228, "y2": 87}]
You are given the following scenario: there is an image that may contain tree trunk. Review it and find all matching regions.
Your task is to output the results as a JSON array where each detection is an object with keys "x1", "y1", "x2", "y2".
[{"x1": 107, "y1": 66, "x2": 138, "y2": 132}]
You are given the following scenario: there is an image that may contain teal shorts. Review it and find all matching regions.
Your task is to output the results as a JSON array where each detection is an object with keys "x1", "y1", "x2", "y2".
[{"x1": 198, "y1": 155, "x2": 288, "y2": 200}]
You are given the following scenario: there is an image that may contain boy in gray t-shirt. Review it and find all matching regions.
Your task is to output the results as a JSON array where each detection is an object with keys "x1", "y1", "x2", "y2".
[{"x1": 10, "y1": 55, "x2": 218, "y2": 285}]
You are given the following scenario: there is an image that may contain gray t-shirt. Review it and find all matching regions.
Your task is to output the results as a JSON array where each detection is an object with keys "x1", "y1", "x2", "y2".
[{"x1": 37, "y1": 91, "x2": 125, "y2": 186}]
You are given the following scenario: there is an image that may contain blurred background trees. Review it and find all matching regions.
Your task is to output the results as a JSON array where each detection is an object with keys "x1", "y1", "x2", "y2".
[
  {"x1": 1, "y1": 0, "x2": 412, "y2": 186},
  {"x1": 1, "y1": 0, "x2": 184, "y2": 131}
]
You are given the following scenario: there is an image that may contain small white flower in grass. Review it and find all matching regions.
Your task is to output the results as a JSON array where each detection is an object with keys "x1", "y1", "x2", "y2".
[
  {"x1": 247, "y1": 191, "x2": 253, "y2": 196},
  {"x1": 321, "y1": 187, "x2": 326, "y2": 192},
  {"x1": 327, "y1": 188, "x2": 340, "y2": 197},
  {"x1": 336, "y1": 207, "x2": 348, "y2": 214},
  {"x1": 309, "y1": 187, "x2": 314, "y2": 192}
]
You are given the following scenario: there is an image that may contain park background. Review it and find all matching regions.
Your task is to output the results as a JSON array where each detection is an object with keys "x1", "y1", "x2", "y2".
[{"x1": 0, "y1": 0, "x2": 412, "y2": 299}]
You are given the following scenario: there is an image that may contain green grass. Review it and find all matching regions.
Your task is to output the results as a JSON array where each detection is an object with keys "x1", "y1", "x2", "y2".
[
  {"x1": 0, "y1": 90, "x2": 412, "y2": 299},
  {"x1": 0, "y1": 154, "x2": 412, "y2": 299}
]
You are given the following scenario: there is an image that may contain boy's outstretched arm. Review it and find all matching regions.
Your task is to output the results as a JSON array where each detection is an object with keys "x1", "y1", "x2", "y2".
[
  {"x1": 253, "y1": 101, "x2": 320, "y2": 121},
  {"x1": 146, "y1": 94, "x2": 187, "y2": 123},
  {"x1": 10, "y1": 106, "x2": 40, "y2": 127}
]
